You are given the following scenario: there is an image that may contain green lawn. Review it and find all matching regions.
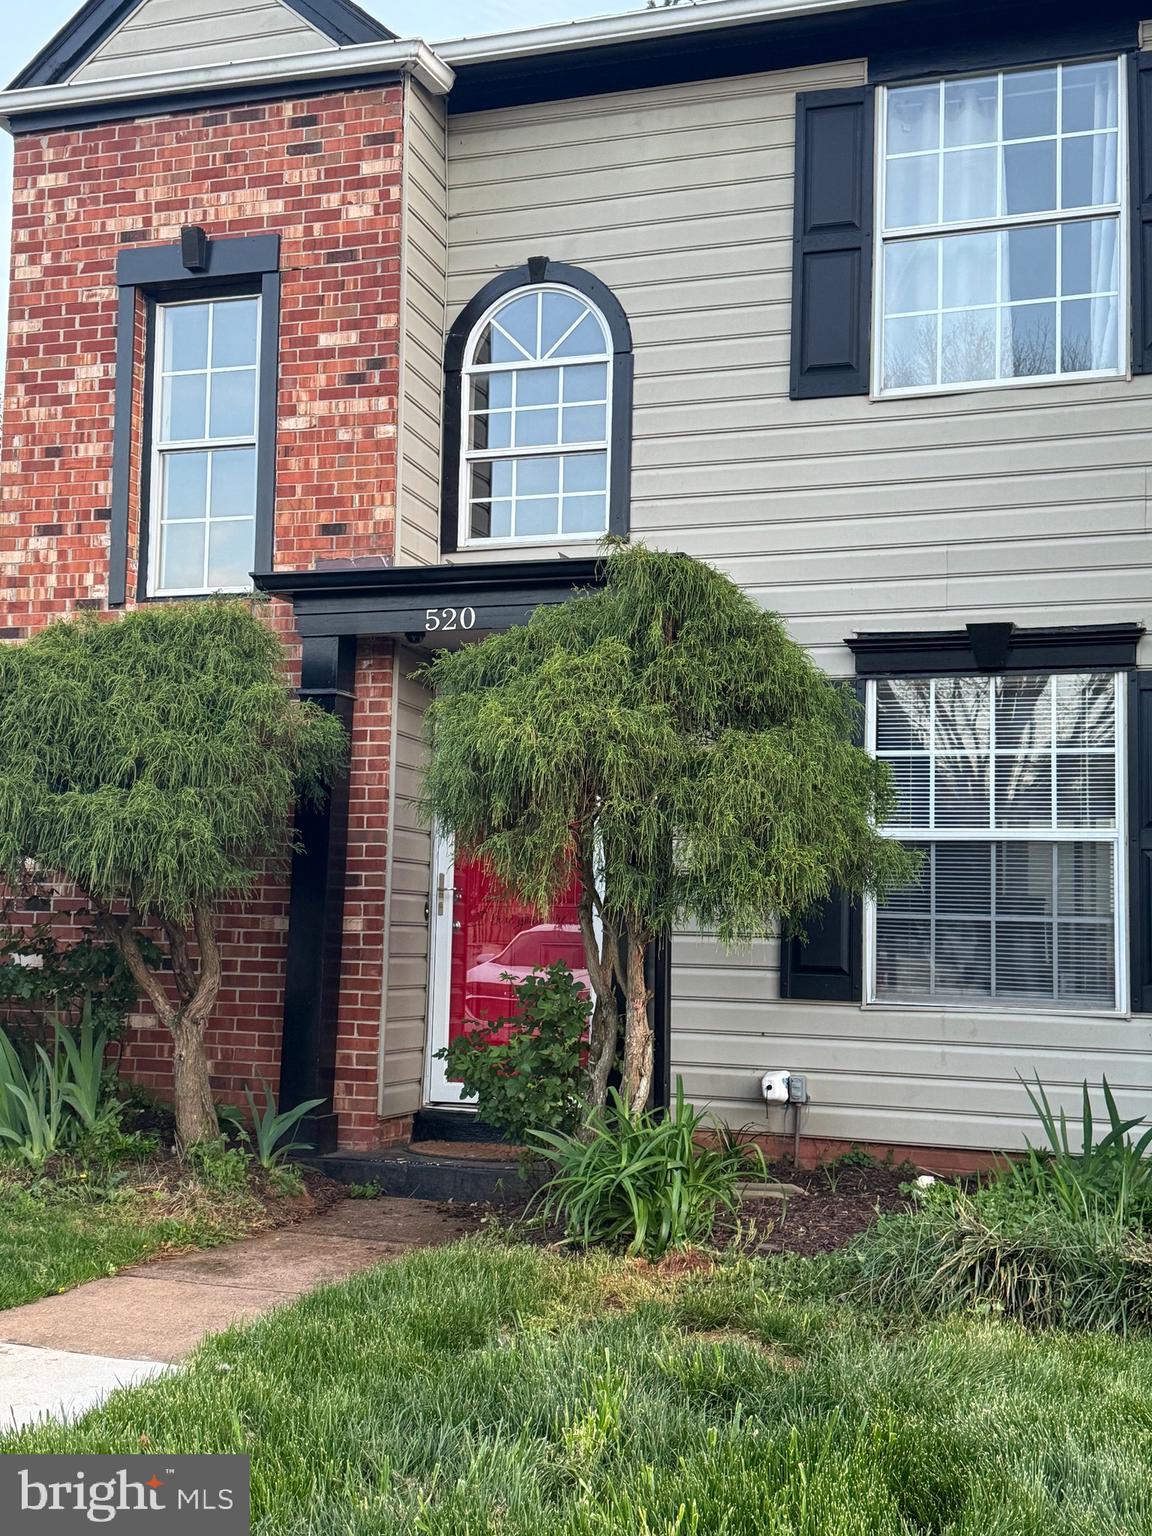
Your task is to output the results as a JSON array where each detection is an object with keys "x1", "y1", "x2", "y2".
[
  {"x1": 0, "y1": 1175, "x2": 264, "y2": 1311},
  {"x1": 5, "y1": 1239, "x2": 1152, "y2": 1534}
]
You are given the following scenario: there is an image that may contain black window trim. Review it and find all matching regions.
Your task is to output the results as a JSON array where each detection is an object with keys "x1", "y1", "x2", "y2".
[
  {"x1": 440, "y1": 257, "x2": 633, "y2": 557},
  {"x1": 109, "y1": 232, "x2": 281, "y2": 608},
  {"x1": 783, "y1": 622, "x2": 1146, "y2": 1005}
]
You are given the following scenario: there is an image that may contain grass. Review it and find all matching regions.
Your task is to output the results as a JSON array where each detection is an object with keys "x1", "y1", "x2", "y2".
[
  {"x1": 6, "y1": 1239, "x2": 1152, "y2": 1534},
  {"x1": 0, "y1": 1171, "x2": 268, "y2": 1311}
]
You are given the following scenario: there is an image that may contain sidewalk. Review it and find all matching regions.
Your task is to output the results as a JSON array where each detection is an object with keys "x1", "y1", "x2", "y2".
[{"x1": 0, "y1": 1197, "x2": 471, "y2": 1431}]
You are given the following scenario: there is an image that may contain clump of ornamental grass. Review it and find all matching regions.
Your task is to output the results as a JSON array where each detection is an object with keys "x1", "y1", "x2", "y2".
[
  {"x1": 851, "y1": 1076, "x2": 1152, "y2": 1334},
  {"x1": 852, "y1": 1178, "x2": 1152, "y2": 1333}
]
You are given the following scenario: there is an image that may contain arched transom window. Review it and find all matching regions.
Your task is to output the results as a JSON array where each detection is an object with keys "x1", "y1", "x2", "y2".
[{"x1": 462, "y1": 285, "x2": 612, "y2": 544}]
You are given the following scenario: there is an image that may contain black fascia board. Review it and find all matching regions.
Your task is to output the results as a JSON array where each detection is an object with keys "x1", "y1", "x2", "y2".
[
  {"x1": 10, "y1": 0, "x2": 140, "y2": 89},
  {"x1": 282, "y1": 0, "x2": 394, "y2": 46},
  {"x1": 848, "y1": 624, "x2": 1146, "y2": 677},
  {"x1": 10, "y1": 0, "x2": 393, "y2": 91},
  {"x1": 448, "y1": 0, "x2": 1144, "y2": 114},
  {"x1": 254, "y1": 557, "x2": 607, "y2": 639}
]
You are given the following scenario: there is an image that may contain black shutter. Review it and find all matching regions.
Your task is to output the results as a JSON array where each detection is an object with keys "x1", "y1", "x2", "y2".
[
  {"x1": 1131, "y1": 671, "x2": 1152, "y2": 1014},
  {"x1": 1130, "y1": 54, "x2": 1152, "y2": 375},
  {"x1": 779, "y1": 896, "x2": 862, "y2": 1002},
  {"x1": 780, "y1": 679, "x2": 865, "y2": 1001},
  {"x1": 790, "y1": 86, "x2": 875, "y2": 401}
]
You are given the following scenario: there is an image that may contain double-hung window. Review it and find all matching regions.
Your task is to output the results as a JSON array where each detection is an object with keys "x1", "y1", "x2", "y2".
[
  {"x1": 878, "y1": 58, "x2": 1126, "y2": 394},
  {"x1": 867, "y1": 672, "x2": 1126, "y2": 1012},
  {"x1": 148, "y1": 295, "x2": 261, "y2": 596}
]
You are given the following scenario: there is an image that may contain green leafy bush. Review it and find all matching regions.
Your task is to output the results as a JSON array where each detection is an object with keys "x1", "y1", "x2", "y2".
[
  {"x1": 0, "y1": 925, "x2": 145, "y2": 1038},
  {"x1": 530, "y1": 1080, "x2": 764, "y2": 1259},
  {"x1": 436, "y1": 962, "x2": 590, "y2": 1144},
  {"x1": 185, "y1": 1138, "x2": 253, "y2": 1193}
]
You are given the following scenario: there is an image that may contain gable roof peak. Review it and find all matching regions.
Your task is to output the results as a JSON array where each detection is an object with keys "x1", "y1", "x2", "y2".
[{"x1": 11, "y1": 0, "x2": 395, "y2": 91}]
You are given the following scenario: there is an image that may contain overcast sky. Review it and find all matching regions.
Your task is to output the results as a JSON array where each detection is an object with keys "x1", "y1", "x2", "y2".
[{"x1": 0, "y1": 0, "x2": 668, "y2": 349}]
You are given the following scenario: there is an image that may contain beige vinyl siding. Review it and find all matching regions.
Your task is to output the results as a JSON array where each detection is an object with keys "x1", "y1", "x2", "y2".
[
  {"x1": 378, "y1": 649, "x2": 434, "y2": 1120},
  {"x1": 73, "y1": 0, "x2": 332, "y2": 83},
  {"x1": 446, "y1": 58, "x2": 1152, "y2": 1150},
  {"x1": 674, "y1": 926, "x2": 1152, "y2": 1150},
  {"x1": 397, "y1": 80, "x2": 449, "y2": 567}
]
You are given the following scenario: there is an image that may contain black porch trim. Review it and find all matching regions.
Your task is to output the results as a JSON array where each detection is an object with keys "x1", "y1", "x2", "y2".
[
  {"x1": 280, "y1": 633, "x2": 358, "y2": 1155},
  {"x1": 254, "y1": 555, "x2": 607, "y2": 638},
  {"x1": 9, "y1": 0, "x2": 391, "y2": 91},
  {"x1": 848, "y1": 623, "x2": 1145, "y2": 678}
]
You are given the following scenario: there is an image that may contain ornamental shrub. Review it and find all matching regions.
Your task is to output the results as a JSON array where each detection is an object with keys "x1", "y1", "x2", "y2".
[{"x1": 436, "y1": 961, "x2": 589, "y2": 1145}]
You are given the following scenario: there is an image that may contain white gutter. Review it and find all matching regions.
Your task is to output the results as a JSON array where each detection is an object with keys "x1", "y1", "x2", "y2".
[
  {"x1": 0, "y1": 38, "x2": 454, "y2": 130},
  {"x1": 437, "y1": 0, "x2": 909, "y2": 66}
]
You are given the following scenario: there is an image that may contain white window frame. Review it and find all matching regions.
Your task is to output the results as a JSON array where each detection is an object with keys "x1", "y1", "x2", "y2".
[
  {"x1": 459, "y1": 282, "x2": 614, "y2": 550},
  {"x1": 873, "y1": 56, "x2": 1130, "y2": 400},
  {"x1": 862, "y1": 672, "x2": 1129, "y2": 1016},
  {"x1": 147, "y1": 294, "x2": 262, "y2": 599}
]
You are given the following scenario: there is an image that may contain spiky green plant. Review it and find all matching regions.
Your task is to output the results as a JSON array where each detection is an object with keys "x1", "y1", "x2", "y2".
[
  {"x1": 52, "y1": 1003, "x2": 120, "y2": 1137},
  {"x1": 240, "y1": 1080, "x2": 325, "y2": 1170},
  {"x1": 530, "y1": 1079, "x2": 765, "y2": 1258},
  {"x1": 422, "y1": 543, "x2": 915, "y2": 1114},
  {"x1": 1004, "y1": 1075, "x2": 1152, "y2": 1222},
  {"x1": 0, "y1": 601, "x2": 346, "y2": 1147}
]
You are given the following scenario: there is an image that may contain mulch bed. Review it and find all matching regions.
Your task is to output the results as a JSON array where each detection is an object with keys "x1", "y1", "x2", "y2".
[
  {"x1": 464, "y1": 1157, "x2": 921, "y2": 1259},
  {"x1": 729, "y1": 1160, "x2": 916, "y2": 1258}
]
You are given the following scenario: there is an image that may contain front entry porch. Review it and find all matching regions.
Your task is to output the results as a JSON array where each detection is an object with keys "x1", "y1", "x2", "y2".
[{"x1": 254, "y1": 557, "x2": 670, "y2": 1172}]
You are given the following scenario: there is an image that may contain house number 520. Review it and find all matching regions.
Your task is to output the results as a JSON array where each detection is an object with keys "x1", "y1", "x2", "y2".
[{"x1": 425, "y1": 607, "x2": 477, "y2": 632}]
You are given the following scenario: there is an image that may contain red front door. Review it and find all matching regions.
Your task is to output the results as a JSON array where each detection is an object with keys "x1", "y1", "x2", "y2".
[{"x1": 447, "y1": 854, "x2": 588, "y2": 1049}]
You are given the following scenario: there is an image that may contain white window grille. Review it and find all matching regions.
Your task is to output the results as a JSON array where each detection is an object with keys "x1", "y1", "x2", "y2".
[
  {"x1": 461, "y1": 285, "x2": 612, "y2": 545},
  {"x1": 148, "y1": 295, "x2": 260, "y2": 596},
  {"x1": 877, "y1": 59, "x2": 1126, "y2": 394},
  {"x1": 866, "y1": 672, "x2": 1126, "y2": 1011}
]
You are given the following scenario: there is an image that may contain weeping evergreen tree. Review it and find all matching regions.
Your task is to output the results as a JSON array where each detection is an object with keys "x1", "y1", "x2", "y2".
[
  {"x1": 0, "y1": 601, "x2": 346, "y2": 1147},
  {"x1": 422, "y1": 544, "x2": 917, "y2": 1117}
]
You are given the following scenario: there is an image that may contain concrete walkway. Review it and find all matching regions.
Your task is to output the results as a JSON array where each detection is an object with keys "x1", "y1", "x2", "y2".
[{"x1": 0, "y1": 1197, "x2": 471, "y2": 1431}]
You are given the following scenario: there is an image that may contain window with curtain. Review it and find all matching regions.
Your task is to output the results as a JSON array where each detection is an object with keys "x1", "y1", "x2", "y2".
[
  {"x1": 461, "y1": 285, "x2": 612, "y2": 544},
  {"x1": 878, "y1": 58, "x2": 1125, "y2": 393},
  {"x1": 148, "y1": 295, "x2": 260, "y2": 597},
  {"x1": 868, "y1": 673, "x2": 1125, "y2": 1011}
]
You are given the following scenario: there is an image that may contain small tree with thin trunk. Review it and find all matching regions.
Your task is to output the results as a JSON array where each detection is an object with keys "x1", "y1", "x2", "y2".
[
  {"x1": 421, "y1": 545, "x2": 916, "y2": 1117},
  {"x1": 0, "y1": 601, "x2": 346, "y2": 1147}
]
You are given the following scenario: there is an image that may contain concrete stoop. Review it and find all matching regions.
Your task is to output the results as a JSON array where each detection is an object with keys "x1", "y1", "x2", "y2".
[{"x1": 306, "y1": 1145, "x2": 543, "y2": 1205}]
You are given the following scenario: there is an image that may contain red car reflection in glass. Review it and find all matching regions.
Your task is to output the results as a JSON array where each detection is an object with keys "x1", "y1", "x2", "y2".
[{"x1": 462, "y1": 923, "x2": 592, "y2": 1044}]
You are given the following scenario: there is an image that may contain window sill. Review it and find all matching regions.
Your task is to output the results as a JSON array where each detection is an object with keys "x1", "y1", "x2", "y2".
[
  {"x1": 145, "y1": 585, "x2": 253, "y2": 601},
  {"x1": 862, "y1": 999, "x2": 1130, "y2": 1020},
  {"x1": 457, "y1": 533, "x2": 606, "y2": 552},
  {"x1": 872, "y1": 367, "x2": 1128, "y2": 404}
]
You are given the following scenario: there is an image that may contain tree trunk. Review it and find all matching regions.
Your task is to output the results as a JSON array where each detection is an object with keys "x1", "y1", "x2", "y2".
[
  {"x1": 171, "y1": 1015, "x2": 218, "y2": 1147},
  {"x1": 575, "y1": 847, "x2": 621, "y2": 1115},
  {"x1": 620, "y1": 930, "x2": 654, "y2": 1115},
  {"x1": 586, "y1": 993, "x2": 620, "y2": 1112},
  {"x1": 105, "y1": 902, "x2": 223, "y2": 1149}
]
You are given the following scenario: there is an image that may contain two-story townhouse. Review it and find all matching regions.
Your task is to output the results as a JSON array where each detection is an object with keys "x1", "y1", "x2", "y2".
[{"x1": 2, "y1": 0, "x2": 1151, "y2": 1171}]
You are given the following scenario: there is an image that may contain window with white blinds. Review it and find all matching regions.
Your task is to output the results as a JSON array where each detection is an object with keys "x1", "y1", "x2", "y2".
[{"x1": 867, "y1": 673, "x2": 1125, "y2": 1011}]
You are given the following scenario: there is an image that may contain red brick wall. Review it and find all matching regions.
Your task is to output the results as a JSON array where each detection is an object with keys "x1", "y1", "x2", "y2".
[{"x1": 0, "y1": 85, "x2": 409, "y2": 1147}]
